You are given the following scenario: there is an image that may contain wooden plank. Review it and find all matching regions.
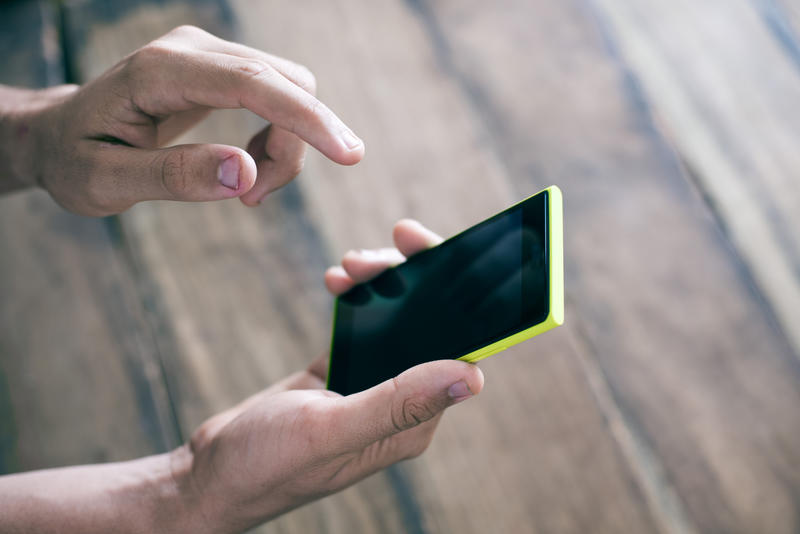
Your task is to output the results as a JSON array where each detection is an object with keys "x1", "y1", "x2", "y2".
[
  {"x1": 588, "y1": 0, "x2": 800, "y2": 360},
  {"x1": 66, "y1": 0, "x2": 664, "y2": 532},
  {"x1": 790, "y1": 0, "x2": 800, "y2": 30},
  {"x1": 61, "y1": 2, "x2": 416, "y2": 533},
  {"x1": 756, "y1": 0, "x2": 800, "y2": 69},
  {"x1": 0, "y1": 0, "x2": 177, "y2": 475},
  {"x1": 0, "y1": 0, "x2": 57, "y2": 475},
  {"x1": 413, "y1": 0, "x2": 800, "y2": 532},
  {"x1": 0, "y1": 0, "x2": 62, "y2": 88},
  {"x1": 229, "y1": 1, "x2": 665, "y2": 533},
  {"x1": 61, "y1": 0, "x2": 237, "y2": 80}
]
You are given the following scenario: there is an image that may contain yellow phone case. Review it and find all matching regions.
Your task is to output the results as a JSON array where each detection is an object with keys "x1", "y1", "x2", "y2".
[
  {"x1": 455, "y1": 185, "x2": 564, "y2": 363},
  {"x1": 326, "y1": 185, "x2": 564, "y2": 388}
]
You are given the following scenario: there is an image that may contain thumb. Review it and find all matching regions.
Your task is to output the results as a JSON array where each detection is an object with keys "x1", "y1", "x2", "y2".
[
  {"x1": 97, "y1": 144, "x2": 257, "y2": 205},
  {"x1": 334, "y1": 360, "x2": 484, "y2": 450},
  {"x1": 149, "y1": 144, "x2": 257, "y2": 201}
]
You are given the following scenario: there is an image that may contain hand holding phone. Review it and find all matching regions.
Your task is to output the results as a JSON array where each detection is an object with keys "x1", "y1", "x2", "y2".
[{"x1": 327, "y1": 186, "x2": 564, "y2": 395}]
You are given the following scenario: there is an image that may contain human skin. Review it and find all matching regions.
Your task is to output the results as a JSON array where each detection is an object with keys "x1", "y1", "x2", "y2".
[
  {"x1": 0, "y1": 25, "x2": 364, "y2": 214},
  {"x1": 0, "y1": 219, "x2": 484, "y2": 532},
  {"x1": 0, "y1": 220, "x2": 483, "y2": 534},
  {"x1": 0, "y1": 27, "x2": 484, "y2": 533}
]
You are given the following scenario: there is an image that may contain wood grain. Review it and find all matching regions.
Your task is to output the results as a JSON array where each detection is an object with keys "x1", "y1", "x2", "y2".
[
  {"x1": 0, "y1": 0, "x2": 177, "y2": 475},
  {"x1": 789, "y1": 0, "x2": 800, "y2": 33},
  {"x1": 414, "y1": 0, "x2": 800, "y2": 531},
  {"x1": 230, "y1": 1, "x2": 664, "y2": 532},
  {"x1": 62, "y1": 2, "x2": 418, "y2": 532},
  {"x1": 588, "y1": 0, "x2": 800, "y2": 360},
  {"x1": 0, "y1": 0, "x2": 62, "y2": 88},
  {"x1": 64, "y1": 0, "x2": 663, "y2": 532},
  {"x1": 7, "y1": 0, "x2": 800, "y2": 532}
]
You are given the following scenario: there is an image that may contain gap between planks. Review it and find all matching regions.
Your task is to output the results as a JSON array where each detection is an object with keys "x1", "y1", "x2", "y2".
[
  {"x1": 404, "y1": 2, "x2": 691, "y2": 533},
  {"x1": 588, "y1": 0, "x2": 800, "y2": 364}
]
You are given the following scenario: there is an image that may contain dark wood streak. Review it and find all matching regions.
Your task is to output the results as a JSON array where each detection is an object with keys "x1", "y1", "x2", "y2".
[
  {"x1": 0, "y1": 0, "x2": 174, "y2": 471},
  {"x1": 405, "y1": 0, "x2": 688, "y2": 532},
  {"x1": 384, "y1": 465, "x2": 429, "y2": 534},
  {"x1": 753, "y1": 0, "x2": 800, "y2": 72},
  {"x1": 6, "y1": 0, "x2": 800, "y2": 532},
  {"x1": 413, "y1": 0, "x2": 800, "y2": 532}
]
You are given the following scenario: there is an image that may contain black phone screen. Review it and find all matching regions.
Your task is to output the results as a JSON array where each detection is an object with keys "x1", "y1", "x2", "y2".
[{"x1": 328, "y1": 190, "x2": 550, "y2": 395}]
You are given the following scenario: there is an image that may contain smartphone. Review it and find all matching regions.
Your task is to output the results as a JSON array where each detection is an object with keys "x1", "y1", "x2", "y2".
[{"x1": 326, "y1": 185, "x2": 564, "y2": 395}]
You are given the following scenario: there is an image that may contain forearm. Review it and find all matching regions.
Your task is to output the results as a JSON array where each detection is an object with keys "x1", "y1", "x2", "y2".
[
  {"x1": 0, "y1": 445, "x2": 206, "y2": 534},
  {"x1": 0, "y1": 86, "x2": 39, "y2": 193}
]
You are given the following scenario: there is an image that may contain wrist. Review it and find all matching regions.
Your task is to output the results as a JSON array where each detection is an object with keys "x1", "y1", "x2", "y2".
[
  {"x1": 0, "y1": 85, "x2": 75, "y2": 194},
  {"x1": 126, "y1": 445, "x2": 214, "y2": 534},
  {"x1": 86, "y1": 446, "x2": 214, "y2": 534},
  {"x1": 0, "y1": 445, "x2": 213, "y2": 533},
  {"x1": 0, "y1": 98, "x2": 36, "y2": 193}
]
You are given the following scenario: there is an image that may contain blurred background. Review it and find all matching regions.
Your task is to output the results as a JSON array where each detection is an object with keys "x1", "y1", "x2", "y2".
[{"x1": 2, "y1": 0, "x2": 800, "y2": 532}]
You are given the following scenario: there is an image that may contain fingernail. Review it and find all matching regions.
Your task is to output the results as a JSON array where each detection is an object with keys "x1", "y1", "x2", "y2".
[
  {"x1": 357, "y1": 248, "x2": 405, "y2": 266},
  {"x1": 357, "y1": 248, "x2": 379, "y2": 258},
  {"x1": 448, "y1": 381, "x2": 473, "y2": 404},
  {"x1": 340, "y1": 130, "x2": 363, "y2": 150},
  {"x1": 217, "y1": 156, "x2": 239, "y2": 190},
  {"x1": 383, "y1": 248, "x2": 406, "y2": 266}
]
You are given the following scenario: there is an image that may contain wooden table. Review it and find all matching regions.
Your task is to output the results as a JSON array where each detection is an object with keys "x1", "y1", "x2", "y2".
[{"x1": 2, "y1": 0, "x2": 800, "y2": 532}]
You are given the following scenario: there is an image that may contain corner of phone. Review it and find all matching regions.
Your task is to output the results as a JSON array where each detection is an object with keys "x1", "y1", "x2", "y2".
[{"x1": 547, "y1": 183, "x2": 564, "y2": 328}]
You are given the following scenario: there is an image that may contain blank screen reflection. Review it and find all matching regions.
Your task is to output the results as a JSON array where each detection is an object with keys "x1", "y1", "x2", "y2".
[{"x1": 329, "y1": 191, "x2": 549, "y2": 395}]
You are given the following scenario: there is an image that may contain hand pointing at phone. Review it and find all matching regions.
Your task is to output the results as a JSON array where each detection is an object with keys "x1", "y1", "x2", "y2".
[{"x1": 0, "y1": 25, "x2": 364, "y2": 215}]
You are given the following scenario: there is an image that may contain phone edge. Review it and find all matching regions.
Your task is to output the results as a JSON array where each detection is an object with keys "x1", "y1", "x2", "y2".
[
  {"x1": 325, "y1": 295, "x2": 339, "y2": 389},
  {"x1": 326, "y1": 185, "x2": 565, "y2": 387},
  {"x1": 456, "y1": 185, "x2": 564, "y2": 363}
]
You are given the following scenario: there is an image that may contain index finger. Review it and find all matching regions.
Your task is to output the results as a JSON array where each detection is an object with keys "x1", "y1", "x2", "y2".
[
  {"x1": 392, "y1": 219, "x2": 444, "y2": 256},
  {"x1": 134, "y1": 46, "x2": 364, "y2": 165}
]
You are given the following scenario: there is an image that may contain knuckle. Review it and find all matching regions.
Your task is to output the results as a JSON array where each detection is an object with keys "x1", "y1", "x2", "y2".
[
  {"x1": 168, "y1": 24, "x2": 204, "y2": 38},
  {"x1": 140, "y1": 42, "x2": 174, "y2": 61},
  {"x1": 233, "y1": 58, "x2": 276, "y2": 81},
  {"x1": 301, "y1": 97, "x2": 324, "y2": 121},
  {"x1": 189, "y1": 421, "x2": 215, "y2": 453},
  {"x1": 159, "y1": 149, "x2": 190, "y2": 197},
  {"x1": 287, "y1": 157, "x2": 306, "y2": 179},
  {"x1": 285, "y1": 96, "x2": 325, "y2": 137},
  {"x1": 289, "y1": 97, "x2": 326, "y2": 137},
  {"x1": 294, "y1": 64, "x2": 317, "y2": 94},
  {"x1": 392, "y1": 394, "x2": 435, "y2": 433},
  {"x1": 128, "y1": 42, "x2": 174, "y2": 73}
]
